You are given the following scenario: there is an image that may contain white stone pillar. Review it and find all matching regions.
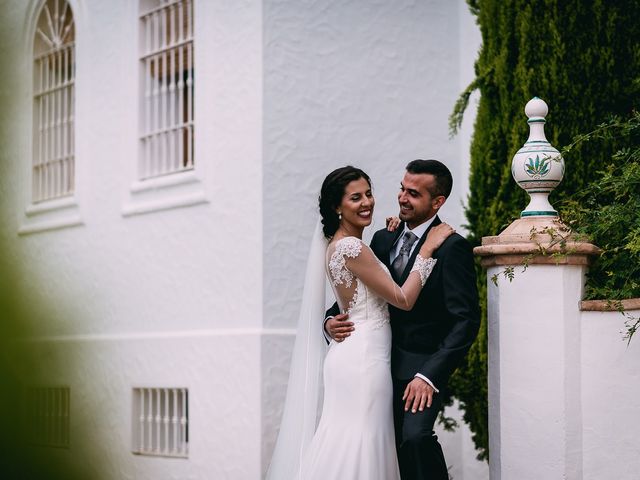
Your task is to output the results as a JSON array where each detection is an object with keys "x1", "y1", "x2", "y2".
[
  {"x1": 478, "y1": 221, "x2": 598, "y2": 479},
  {"x1": 474, "y1": 99, "x2": 600, "y2": 479}
]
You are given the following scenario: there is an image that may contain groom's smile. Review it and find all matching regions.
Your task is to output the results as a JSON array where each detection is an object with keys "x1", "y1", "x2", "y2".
[{"x1": 397, "y1": 172, "x2": 445, "y2": 229}]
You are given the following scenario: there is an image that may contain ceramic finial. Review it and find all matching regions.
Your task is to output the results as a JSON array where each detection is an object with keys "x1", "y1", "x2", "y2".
[{"x1": 511, "y1": 97, "x2": 564, "y2": 217}]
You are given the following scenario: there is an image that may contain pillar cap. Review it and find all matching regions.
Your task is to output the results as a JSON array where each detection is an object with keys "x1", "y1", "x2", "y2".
[{"x1": 474, "y1": 217, "x2": 601, "y2": 267}]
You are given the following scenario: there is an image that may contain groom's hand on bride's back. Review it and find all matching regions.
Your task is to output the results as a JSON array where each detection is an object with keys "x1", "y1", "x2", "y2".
[{"x1": 325, "y1": 313, "x2": 354, "y2": 342}]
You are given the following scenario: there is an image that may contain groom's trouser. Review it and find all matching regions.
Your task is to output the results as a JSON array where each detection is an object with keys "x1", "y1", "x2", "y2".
[{"x1": 393, "y1": 378, "x2": 448, "y2": 480}]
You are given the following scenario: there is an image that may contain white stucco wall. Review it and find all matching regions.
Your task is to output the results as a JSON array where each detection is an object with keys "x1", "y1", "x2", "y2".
[
  {"x1": 23, "y1": 334, "x2": 263, "y2": 479},
  {"x1": 263, "y1": 0, "x2": 479, "y2": 330},
  {"x1": 1, "y1": 0, "x2": 264, "y2": 334},
  {"x1": 581, "y1": 309, "x2": 640, "y2": 480},
  {"x1": 1, "y1": 0, "x2": 265, "y2": 478}
]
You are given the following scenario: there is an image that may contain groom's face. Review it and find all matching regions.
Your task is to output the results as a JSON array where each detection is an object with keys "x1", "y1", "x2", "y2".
[{"x1": 397, "y1": 172, "x2": 445, "y2": 229}]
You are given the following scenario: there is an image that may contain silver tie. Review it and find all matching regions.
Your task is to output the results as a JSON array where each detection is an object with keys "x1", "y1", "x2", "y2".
[{"x1": 392, "y1": 231, "x2": 418, "y2": 278}]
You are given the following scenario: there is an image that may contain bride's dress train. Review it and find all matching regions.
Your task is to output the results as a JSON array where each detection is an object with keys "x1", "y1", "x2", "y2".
[{"x1": 297, "y1": 236, "x2": 400, "y2": 479}]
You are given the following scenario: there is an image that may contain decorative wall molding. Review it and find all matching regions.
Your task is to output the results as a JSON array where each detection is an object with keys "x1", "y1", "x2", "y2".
[
  {"x1": 121, "y1": 170, "x2": 208, "y2": 217},
  {"x1": 18, "y1": 196, "x2": 83, "y2": 235}
]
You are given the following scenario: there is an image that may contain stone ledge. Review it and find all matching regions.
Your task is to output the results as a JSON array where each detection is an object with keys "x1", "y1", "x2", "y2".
[
  {"x1": 474, "y1": 241, "x2": 601, "y2": 256},
  {"x1": 477, "y1": 253, "x2": 592, "y2": 267},
  {"x1": 474, "y1": 242, "x2": 601, "y2": 267},
  {"x1": 580, "y1": 298, "x2": 640, "y2": 312},
  {"x1": 474, "y1": 217, "x2": 601, "y2": 267}
]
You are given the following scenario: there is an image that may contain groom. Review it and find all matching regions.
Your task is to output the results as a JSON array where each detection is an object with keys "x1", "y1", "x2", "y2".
[{"x1": 325, "y1": 159, "x2": 480, "y2": 479}]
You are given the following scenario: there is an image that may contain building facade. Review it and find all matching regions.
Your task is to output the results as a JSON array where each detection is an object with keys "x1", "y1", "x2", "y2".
[{"x1": 0, "y1": 0, "x2": 485, "y2": 478}]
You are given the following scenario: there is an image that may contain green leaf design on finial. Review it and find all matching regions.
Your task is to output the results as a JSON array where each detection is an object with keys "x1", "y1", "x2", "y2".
[{"x1": 524, "y1": 154, "x2": 551, "y2": 177}]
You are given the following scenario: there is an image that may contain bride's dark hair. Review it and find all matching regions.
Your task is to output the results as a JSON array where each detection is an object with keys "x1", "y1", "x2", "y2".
[{"x1": 319, "y1": 166, "x2": 372, "y2": 239}]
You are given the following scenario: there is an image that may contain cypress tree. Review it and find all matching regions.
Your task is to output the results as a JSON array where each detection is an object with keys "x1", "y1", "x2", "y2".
[{"x1": 448, "y1": 0, "x2": 640, "y2": 460}]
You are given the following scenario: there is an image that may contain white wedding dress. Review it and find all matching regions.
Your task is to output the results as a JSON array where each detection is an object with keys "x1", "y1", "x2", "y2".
[
  {"x1": 266, "y1": 229, "x2": 435, "y2": 480},
  {"x1": 295, "y1": 236, "x2": 435, "y2": 480}
]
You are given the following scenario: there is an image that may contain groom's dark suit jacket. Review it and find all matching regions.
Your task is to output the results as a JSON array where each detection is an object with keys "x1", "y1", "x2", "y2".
[{"x1": 328, "y1": 216, "x2": 480, "y2": 390}]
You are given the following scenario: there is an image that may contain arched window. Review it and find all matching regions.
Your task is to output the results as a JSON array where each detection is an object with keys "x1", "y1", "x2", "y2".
[
  {"x1": 32, "y1": 0, "x2": 75, "y2": 203},
  {"x1": 139, "y1": 0, "x2": 194, "y2": 180}
]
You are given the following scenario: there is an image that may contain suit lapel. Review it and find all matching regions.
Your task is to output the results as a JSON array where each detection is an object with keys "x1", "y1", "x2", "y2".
[
  {"x1": 379, "y1": 224, "x2": 405, "y2": 269},
  {"x1": 399, "y1": 215, "x2": 442, "y2": 283}
]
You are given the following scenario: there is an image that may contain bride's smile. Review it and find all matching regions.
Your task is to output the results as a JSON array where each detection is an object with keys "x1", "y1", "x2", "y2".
[{"x1": 336, "y1": 177, "x2": 375, "y2": 237}]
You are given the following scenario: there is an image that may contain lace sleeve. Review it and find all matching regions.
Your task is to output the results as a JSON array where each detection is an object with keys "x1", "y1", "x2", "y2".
[
  {"x1": 344, "y1": 243, "x2": 432, "y2": 311},
  {"x1": 410, "y1": 255, "x2": 437, "y2": 286}
]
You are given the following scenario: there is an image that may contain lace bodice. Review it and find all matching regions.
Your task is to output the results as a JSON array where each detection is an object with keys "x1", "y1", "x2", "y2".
[
  {"x1": 327, "y1": 237, "x2": 389, "y2": 329},
  {"x1": 326, "y1": 237, "x2": 437, "y2": 330}
]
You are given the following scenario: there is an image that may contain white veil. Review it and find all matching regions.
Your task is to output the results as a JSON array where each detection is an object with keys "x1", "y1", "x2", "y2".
[{"x1": 266, "y1": 220, "x2": 329, "y2": 480}]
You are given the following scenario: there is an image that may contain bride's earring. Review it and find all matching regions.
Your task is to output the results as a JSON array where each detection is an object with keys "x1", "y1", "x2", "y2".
[{"x1": 338, "y1": 212, "x2": 342, "y2": 220}]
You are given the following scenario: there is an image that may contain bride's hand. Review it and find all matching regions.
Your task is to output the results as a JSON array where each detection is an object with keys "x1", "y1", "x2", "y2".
[
  {"x1": 420, "y1": 223, "x2": 455, "y2": 257},
  {"x1": 386, "y1": 216, "x2": 401, "y2": 232}
]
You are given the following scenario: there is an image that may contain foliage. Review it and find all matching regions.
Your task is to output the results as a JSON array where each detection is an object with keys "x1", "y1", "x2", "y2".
[
  {"x1": 558, "y1": 112, "x2": 640, "y2": 340},
  {"x1": 445, "y1": 0, "x2": 640, "y2": 461},
  {"x1": 0, "y1": 251, "x2": 97, "y2": 479}
]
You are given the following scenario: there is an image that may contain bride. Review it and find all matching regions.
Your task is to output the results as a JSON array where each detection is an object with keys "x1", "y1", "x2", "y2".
[{"x1": 267, "y1": 166, "x2": 453, "y2": 480}]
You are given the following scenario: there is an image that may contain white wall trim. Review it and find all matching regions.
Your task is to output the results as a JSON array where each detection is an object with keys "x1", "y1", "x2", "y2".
[
  {"x1": 19, "y1": 195, "x2": 83, "y2": 235},
  {"x1": 25, "y1": 328, "x2": 297, "y2": 343},
  {"x1": 122, "y1": 170, "x2": 209, "y2": 217}
]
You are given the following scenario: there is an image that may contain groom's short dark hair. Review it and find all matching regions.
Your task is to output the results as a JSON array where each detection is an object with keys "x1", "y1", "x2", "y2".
[{"x1": 406, "y1": 159, "x2": 453, "y2": 198}]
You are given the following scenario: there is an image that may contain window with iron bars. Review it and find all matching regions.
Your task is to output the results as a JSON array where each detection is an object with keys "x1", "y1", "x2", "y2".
[
  {"x1": 132, "y1": 387, "x2": 189, "y2": 458},
  {"x1": 139, "y1": 0, "x2": 194, "y2": 180},
  {"x1": 24, "y1": 386, "x2": 70, "y2": 448},
  {"x1": 32, "y1": 0, "x2": 75, "y2": 203}
]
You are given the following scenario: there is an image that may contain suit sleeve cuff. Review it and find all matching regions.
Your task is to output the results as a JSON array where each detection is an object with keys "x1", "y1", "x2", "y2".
[
  {"x1": 323, "y1": 316, "x2": 333, "y2": 342},
  {"x1": 414, "y1": 373, "x2": 439, "y2": 393}
]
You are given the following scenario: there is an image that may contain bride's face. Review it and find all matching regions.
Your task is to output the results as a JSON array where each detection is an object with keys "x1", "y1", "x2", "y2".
[{"x1": 337, "y1": 177, "x2": 375, "y2": 230}]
